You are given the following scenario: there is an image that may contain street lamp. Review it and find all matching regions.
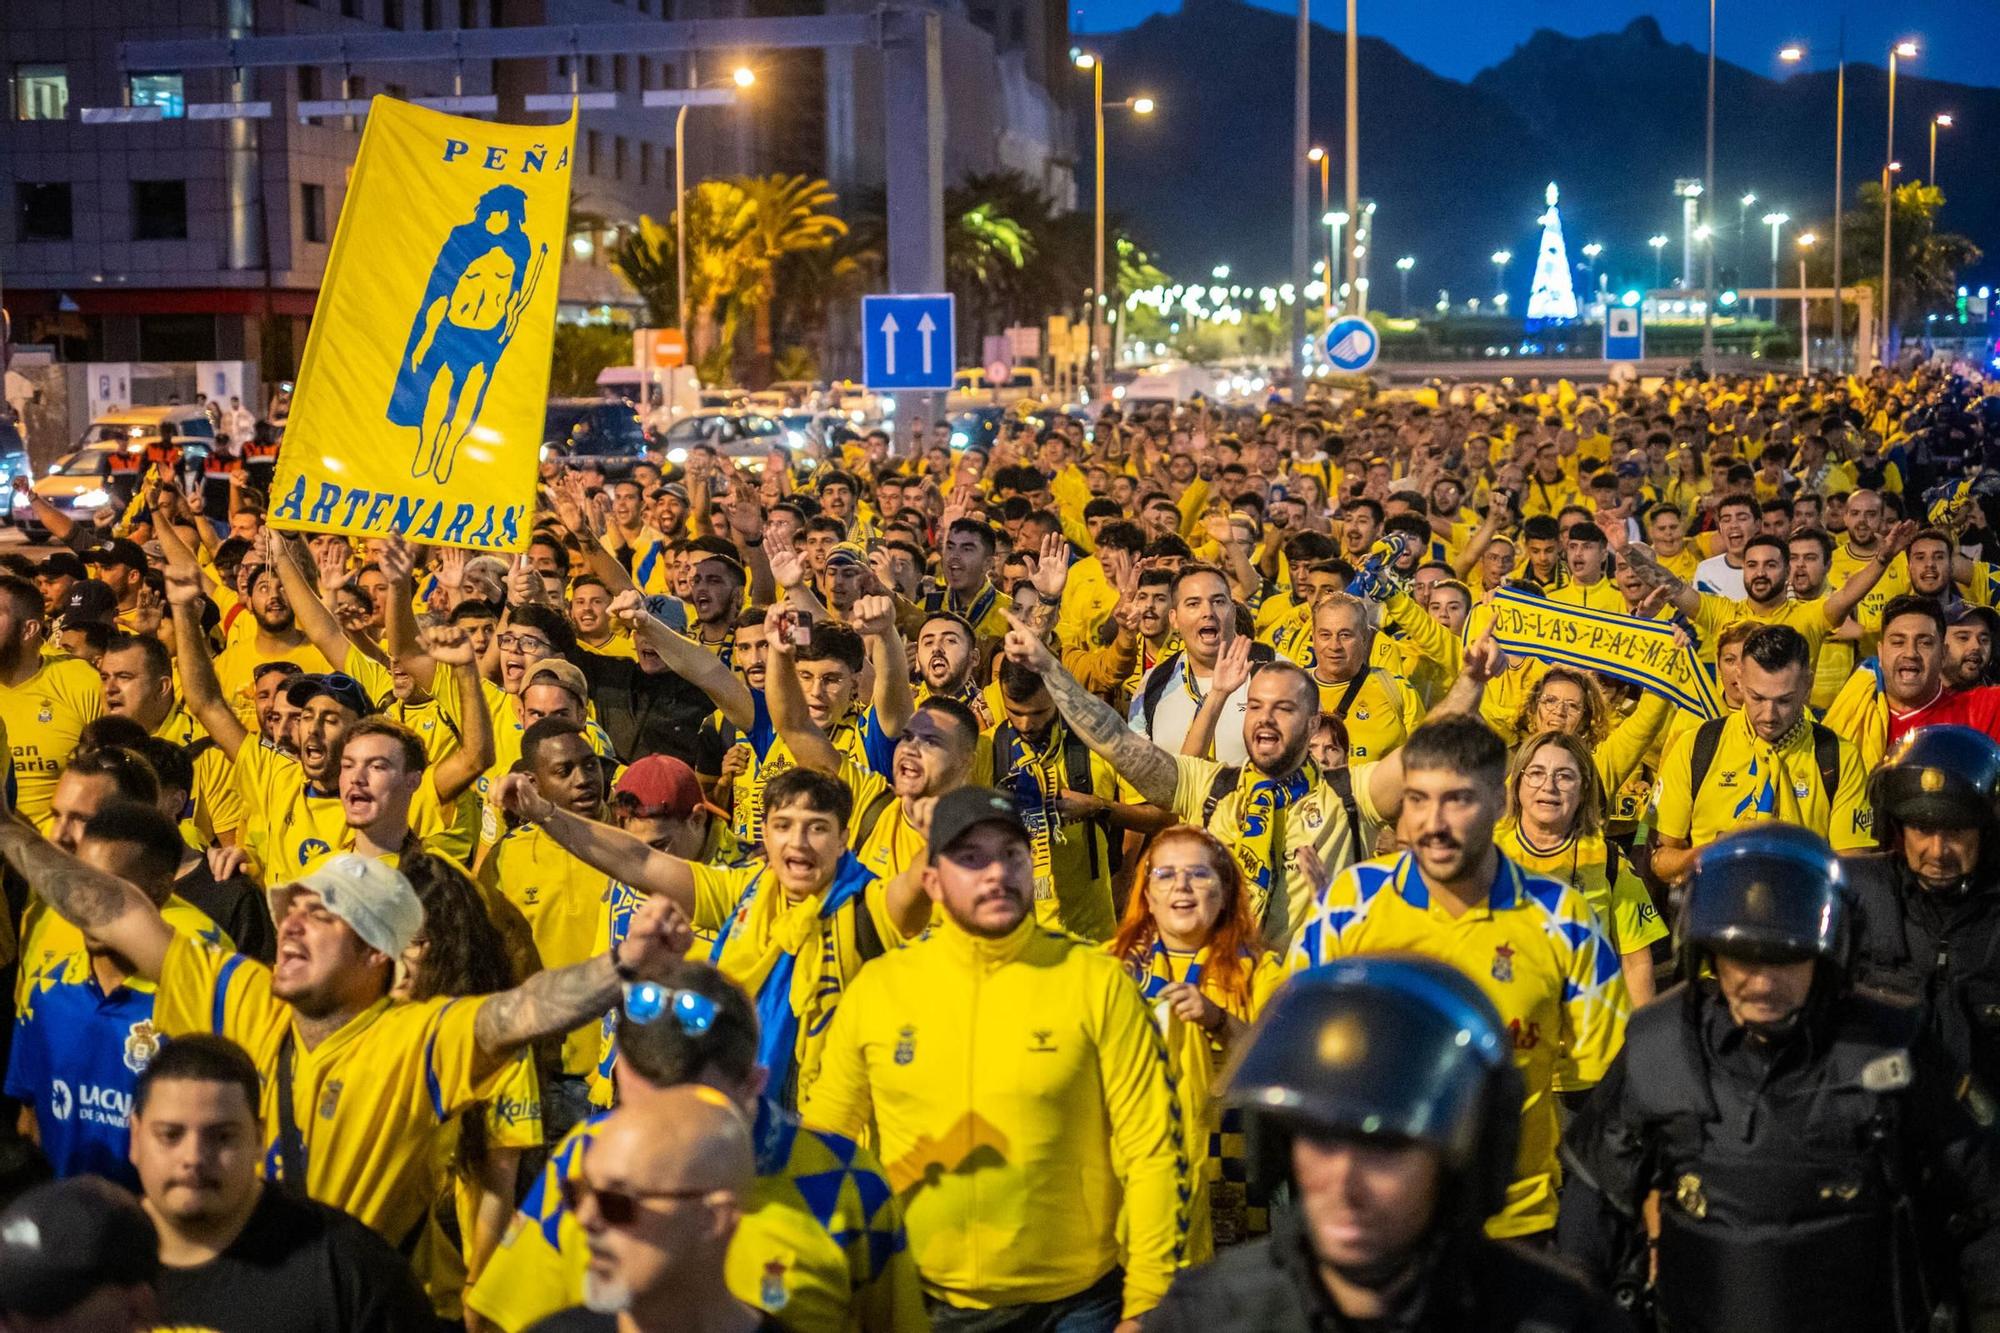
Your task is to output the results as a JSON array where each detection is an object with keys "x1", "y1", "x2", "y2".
[
  {"x1": 1491, "y1": 249, "x2": 1512, "y2": 305},
  {"x1": 1762, "y1": 211, "x2": 1789, "y2": 316},
  {"x1": 1072, "y1": 50, "x2": 1156, "y2": 400},
  {"x1": 1738, "y1": 191, "x2": 1757, "y2": 288},
  {"x1": 674, "y1": 65, "x2": 757, "y2": 336},
  {"x1": 1309, "y1": 147, "x2": 1332, "y2": 318},
  {"x1": 1649, "y1": 234, "x2": 1669, "y2": 292},
  {"x1": 1797, "y1": 231, "x2": 1818, "y2": 373},
  {"x1": 1931, "y1": 113, "x2": 1953, "y2": 187},
  {"x1": 1395, "y1": 255, "x2": 1415, "y2": 316},
  {"x1": 1780, "y1": 37, "x2": 1847, "y2": 370},
  {"x1": 1883, "y1": 39, "x2": 1917, "y2": 364},
  {"x1": 1580, "y1": 241, "x2": 1603, "y2": 303}
]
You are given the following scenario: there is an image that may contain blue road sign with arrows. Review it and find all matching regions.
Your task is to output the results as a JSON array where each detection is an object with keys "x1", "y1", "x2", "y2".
[
  {"x1": 862, "y1": 294, "x2": 956, "y2": 391},
  {"x1": 1324, "y1": 316, "x2": 1380, "y2": 373}
]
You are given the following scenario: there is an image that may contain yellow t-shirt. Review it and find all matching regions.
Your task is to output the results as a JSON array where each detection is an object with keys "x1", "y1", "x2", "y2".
[
  {"x1": 1653, "y1": 711, "x2": 1873, "y2": 851},
  {"x1": 1314, "y1": 667, "x2": 1425, "y2": 762},
  {"x1": 1287, "y1": 850, "x2": 1630, "y2": 1238},
  {"x1": 213, "y1": 635, "x2": 333, "y2": 727},
  {"x1": 154, "y1": 703, "x2": 249, "y2": 849},
  {"x1": 234, "y1": 740, "x2": 469, "y2": 884},
  {"x1": 481, "y1": 824, "x2": 618, "y2": 1077},
  {"x1": 0, "y1": 656, "x2": 104, "y2": 822},
  {"x1": 153, "y1": 931, "x2": 509, "y2": 1247},
  {"x1": 1493, "y1": 820, "x2": 1667, "y2": 957}
]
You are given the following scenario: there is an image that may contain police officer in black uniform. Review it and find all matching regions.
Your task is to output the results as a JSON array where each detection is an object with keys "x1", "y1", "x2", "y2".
[
  {"x1": 1144, "y1": 955, "x2": 1632, "y2": 1333},
  {"x1": 1849, "y1": 725, "x2": 2000, "y2": 1090},
  {"x1": 1558, "y1": 824, "x2": 2000, "y2": 1333}
]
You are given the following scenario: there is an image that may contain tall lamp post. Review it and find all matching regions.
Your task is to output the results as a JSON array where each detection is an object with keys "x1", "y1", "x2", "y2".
[
  {"x1": 1395, "y1": 255, "x2": 1415, "y2": 316},
  {"x1": 1071, "y1": 49, "x2": 1156, "y2": 402},
  {"x1": 1797, "y1": 231, "x2": 1818, "y2": 374},
  {"x1": 1738, "y1": 191, "x2": 1757, "y2": 287},
  {"x1": 1581, "y1": 241, "x2": 1603, "y2": 306},
  {"x1": 1763, "y1": 212, "x2": 1789, "y2": 318},
  {"x1": 675, "y1": 65, "x2": 756, "y2": 337},
  {"x1": 1701, "y1": 0, "x2": 1717, "y2": 368},
  {"x1": 1649, "y1": 234, "x2": 1669, "y2": 293},
  {"x1": 1309, "y1": 147, "x2": 1333, "y2": 321},
  {"x1": 1883, "y1": 39, "x2": 1918, "y2": 365},
  {"x1": 1491, "y1": 249, "x2": 1512, "y2": 307},
  {"x1": 1780, "y1": 37, "x2": 1846, "y2": 370},
  {"x1": 1931, "y1": 112, "x2": 1953, "y2": 187}
]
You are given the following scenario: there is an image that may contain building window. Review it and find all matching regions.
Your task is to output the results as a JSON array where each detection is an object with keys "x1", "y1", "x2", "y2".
[
  {"x1": 612, "y1": 55, "x2": 626, "y2": 92},
  {"x1": 639, "y1": 0, "x2": 651, "y2": 12},
  {"x1": 383, "y1": 0, "x2": 404, "y2": 28},
  {"x1": 584, "y1": 56, "x2": 600, "y2": 88},
  {"x1": 341, "y1": 0, "x2": 361, "y2": 14},
  {"x1": 13, "y1": 65, "x2": 68, "y2": 121},
  {"x1": 422, "y1": 0, "x2": 439, "y2": 28},
  {"x1": 640, "y1": 142, "x2": 653, "y2": 185},
  {"x1": 132, "y1": 180, "x2": 189, "y2": 241},
  {"x1": 301, "y1": 183, "x2": 327, "y2": 243},
  {"x1": 298, "y1": 66, "x2": 322, "y2": 100},
  {"x1": 586, "y1": 129, "x2": 600, "y2": 175},
  {"x1": 613, "y1": 135, "x2": 627, "y2": 180},
  {"x1": 127, "y1": 72, "x2": 186, "y2": 117},
  {"x1": 488, "y1": 0, "x2": 503, "y2": 25},
  {"x1": 554, "y1": 56, "x2": 569, "y2": 80},
  {"x1": 16, "y1": 182, "x2": 72, "y2": 240},
  {"x1": 459, "y1": 0, "x2": 477, "y2": 26},
  {"x1": 1009, "y1": 10, "x2": 1025, "y2": 45}
]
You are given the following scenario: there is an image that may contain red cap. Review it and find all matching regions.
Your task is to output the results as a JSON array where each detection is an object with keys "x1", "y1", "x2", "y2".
[{"x1": 614, "y1": 755, "x2": 722, "y2": 820}]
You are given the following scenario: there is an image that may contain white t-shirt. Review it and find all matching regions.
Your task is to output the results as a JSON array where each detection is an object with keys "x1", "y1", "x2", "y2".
[
  {"x1": 1131, "y1": 654, "x2": 1251, "y2": 765},
  {"x1": 1694, "y1": 553, "x2": 1746, "y2": 600}
]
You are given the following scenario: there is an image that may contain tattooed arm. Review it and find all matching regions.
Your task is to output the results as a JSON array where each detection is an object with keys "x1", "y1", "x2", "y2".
[
  {"x1": 469, "y1": 892, "x2": 690, "y2": 1083},
  {"x1": 999, "y1": 610, "x2": 1181, "y2": 808},
  {"x1": 0, "y1": 814, "x2": 174, "y2": 981}
]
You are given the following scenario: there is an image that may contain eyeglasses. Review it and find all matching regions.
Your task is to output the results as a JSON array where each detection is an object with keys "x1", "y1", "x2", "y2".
[
  {"x1": 1148, "y1": 865, "x2": 1223, "y2": 889},
  {"x1": 497, "y1": 633, "x2": 553, "y2": 654},
  {"x1": 1521, "y1": 767, "x2": 1582, "y2": 790},
  {"x1": 622, "y1": 982, "x2": 719, "y2": 1036},
  {"x1": 559, "y1": 1174, "x2": 727, "y2": 1227}
]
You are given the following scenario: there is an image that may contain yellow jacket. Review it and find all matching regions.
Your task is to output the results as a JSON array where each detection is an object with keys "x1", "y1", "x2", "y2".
[{"x1": 800, "y1": 915, "x2": 1188, "y2": 1319}]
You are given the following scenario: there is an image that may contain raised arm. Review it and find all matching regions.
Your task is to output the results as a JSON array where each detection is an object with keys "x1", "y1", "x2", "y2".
[
  {"x1": 850, "y1": 593, "x2": 915, "y2": 739},
  {"x1": 605, "y1": 589, "x2": 754, "y2": 731},
  {"x1": 1363, "y1": 626, "x2": 1505, "y2": 818},
  {"x1": 0, "y1": 813, "x2": 174, "y2": 982},
  {"x1": 376, "y1": 533, "x2": 440, "y2": 693},
  {"x1": 494, "y1": 773, "x2": 695, "y2": 913},
  {"x1": 469, "y1": 891, "x2": 691, "y2": 1083},
  {"x1": 161, "y1": 550, "x2": 250, "y2": 760},
  {"x1": 1181, "y1": 633, "x2": 1251, "y2": 758},
  {"x1": 277, "y1": 535, "x2": 379, "y2": 668},
  {"x1": 425, "y1": 624, "x2": 498, "y2": 804},
  {"x1": 765, "y1": 533, "x2": 830, "y2": 620},
  {"x1": 999, "y1": 610, "x2": 1180, "y2": 808},
  {"x1": 760, "y1": 603, "x2": 846, "y2": 777},
  {"x1": 1824, "y1": 519, "x2": 1919, "y2": 628}
]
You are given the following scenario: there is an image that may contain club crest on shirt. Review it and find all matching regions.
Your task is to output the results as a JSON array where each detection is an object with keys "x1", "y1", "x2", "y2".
[
  {"x1": 894, "y1": 1025, "x2": 916, "y2": 1065},
  {"x1": 761, "y1": 1258, "x2": 790, "y2": 1310},
  {"x1": 319, "y1": 1079, "x2": 345, "y2": 1120},
  {"x1": 122, "y1": 1020, "x2": 161, "y2": 1075},
  {"x1": 36, "y1": 704, "x2": 51, "y2": 724},
  {"x1": 1491, "y1": 942, "x2": 1516, "y2": 983}
]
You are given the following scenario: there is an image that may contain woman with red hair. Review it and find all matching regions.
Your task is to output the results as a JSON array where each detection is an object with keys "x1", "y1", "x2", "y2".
[{"x1": 1108, "y1": 824, "x2": 1282, "y2": 1262}]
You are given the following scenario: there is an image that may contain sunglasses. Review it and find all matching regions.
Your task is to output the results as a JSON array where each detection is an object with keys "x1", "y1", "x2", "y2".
[
  {"x1": 559, "y1": 1174, "x2": 722, "y2": 1227},
  {"x1": 622, "y1": 982, "x2": 719, "y2": 1036}
]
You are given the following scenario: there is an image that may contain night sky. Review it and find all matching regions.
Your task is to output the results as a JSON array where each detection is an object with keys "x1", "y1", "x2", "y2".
[{"x1": 1073, "y1": 0, "x2": 1996, "y2": 89}]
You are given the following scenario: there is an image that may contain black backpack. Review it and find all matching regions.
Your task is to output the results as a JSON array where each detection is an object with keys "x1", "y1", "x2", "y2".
[
  {"x1": 1200, "y1": 763, "x2": 1363, "y2": 867},
  {"x1": 1689, "y1": 715, "x2": 1841, "y2": 812},
  {"x1": 1139, "y1": 641, "x2": 1278, "y2": 730}
]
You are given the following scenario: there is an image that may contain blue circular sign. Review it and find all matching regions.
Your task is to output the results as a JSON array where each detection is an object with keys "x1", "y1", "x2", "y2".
[{"x1": 1324, "y1": 316, "x2": 1380, "y2": 373}]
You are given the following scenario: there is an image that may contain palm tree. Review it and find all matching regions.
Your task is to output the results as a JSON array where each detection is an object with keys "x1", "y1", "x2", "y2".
[
  {"x1": 737, "y1": 174, "x2": 849, "y2": 382},
  {"x1": 608, "y1": 181, "x2": 760, "y2": 368},
  {"x1": 1807, "y1": 181, "x2": 1981, "y2": 347}
]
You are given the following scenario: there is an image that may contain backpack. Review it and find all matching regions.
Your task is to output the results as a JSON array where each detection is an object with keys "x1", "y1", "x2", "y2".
[
  {"x1": 1689, "y1": 715, "x2": 1840, "y2": 814},
  {"x1": 991, "y1": 721, "x2": 1112, "y2": 878},
  {"x1": 1139, "y1": 641, "x2": 1278, "y2": 730},
  {"x1": 1201, "y1": 763, "x2": 1363, "y2": 867}
]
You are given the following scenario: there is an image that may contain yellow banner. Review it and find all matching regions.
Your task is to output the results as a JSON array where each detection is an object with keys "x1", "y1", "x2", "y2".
[
  {"x1": 270, "y1": 97, "x2": 574, "y2": 552},
  {"x1": 1484, "y1": 587, "x2": 1723, "y2": 719}
]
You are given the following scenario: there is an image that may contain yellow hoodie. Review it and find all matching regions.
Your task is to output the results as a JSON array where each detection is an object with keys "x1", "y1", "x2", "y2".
[{"x1": 801, "y1": 914, "x2": 1187, "y2": 1319}]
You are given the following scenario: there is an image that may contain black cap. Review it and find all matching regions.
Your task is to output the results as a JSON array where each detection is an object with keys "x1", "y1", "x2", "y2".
[
  {"x1": 89, "y1": 537, "x2": 148, "y2": 573},
  {"x1": 60, "y1": 578, "x2": 120, "y2": 628},
  {"x1": 926, "y1": 786, "x2": 1028, "y2": 862},
  {"x1": 0, "y1": 1177, "x2": 158, "y2": 1316},
  {"x1": 284, "y1": 671, "x2": 374, "y2": 718},
  {"x1": 33, "y1": 551, "x2": 86, "y2": 581},
  {"x1": 1949, "y1": 603, "x2": 2000, "y2": 637}
]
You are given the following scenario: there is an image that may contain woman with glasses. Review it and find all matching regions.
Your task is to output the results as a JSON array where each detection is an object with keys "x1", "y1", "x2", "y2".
[
  {"x1": 1497, "y1": 731, "x2": 1666, "y2": 1004},
  {"x1": 1107, "y1": 825, "x2": 1282, "y2": 1261},
  {"x1": 1513, "y1": 665, "x2": 1672, "y2": 828},
  {"x1": 392, "y1": 852, "x2": 544, "y2": 1321}
]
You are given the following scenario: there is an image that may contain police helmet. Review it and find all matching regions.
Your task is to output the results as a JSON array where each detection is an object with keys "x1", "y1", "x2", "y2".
[
  {"x1": 1870, "y1": 725, "x2": 2000, "y2": 836},
  {"x1": 1224, "y1": 954, "x2": 1523, "y2": 1222},
  {"x1": 1680, "y1": 825, "x2": 1847, "y2": 967}
]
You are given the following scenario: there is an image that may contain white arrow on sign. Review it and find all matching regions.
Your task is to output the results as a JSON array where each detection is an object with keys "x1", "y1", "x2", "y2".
[
  {"x1": 917, "y1": 313, "x2": 937, "y2": 375},
  {"x1": 879, "y1": 312, "x2": 900, "y2": 376}
]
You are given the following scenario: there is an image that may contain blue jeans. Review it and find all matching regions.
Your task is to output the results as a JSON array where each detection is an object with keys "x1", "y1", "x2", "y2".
[{"x1": 924, "y1": 1268, "x2": 1124, "y2": 1333}]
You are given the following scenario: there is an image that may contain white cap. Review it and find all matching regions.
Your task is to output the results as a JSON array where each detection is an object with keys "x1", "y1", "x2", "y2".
[{"x1": 274, "y1": 854, "x2": 424, "y2": 959}]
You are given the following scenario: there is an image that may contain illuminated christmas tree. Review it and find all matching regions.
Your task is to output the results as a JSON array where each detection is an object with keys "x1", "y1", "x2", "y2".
[{"x1": 1526, "y1": 181, "x2": 1579, "y2": 325}]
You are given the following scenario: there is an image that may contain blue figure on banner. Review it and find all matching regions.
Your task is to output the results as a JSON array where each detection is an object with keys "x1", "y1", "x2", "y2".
[{"x1": 389, "y1": 184, "x2": 549, "y2": 485}]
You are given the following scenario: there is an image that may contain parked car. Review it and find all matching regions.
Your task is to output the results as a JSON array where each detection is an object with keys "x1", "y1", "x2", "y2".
[
  {"x1": 12, "y1": 406, "x2": 215, "y2": 536},
  {"x1": 542, "y1": 397, "x2": 649, "y2": 474},
  {"x1": 658, "y1": 410, "x2": 786, "y2": 465}
]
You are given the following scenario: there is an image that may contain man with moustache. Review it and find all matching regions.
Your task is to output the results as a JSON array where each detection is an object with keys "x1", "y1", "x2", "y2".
[
  {"x1": 1288, "y1": 714, "x2": 1631, "y2": 1245},
  {"x1": 802, "y1": 787, "x2": 1185, "y2": 1331},
  {"x1": 1946, "y1": 605, "x2": 2000, "y2": 689}
]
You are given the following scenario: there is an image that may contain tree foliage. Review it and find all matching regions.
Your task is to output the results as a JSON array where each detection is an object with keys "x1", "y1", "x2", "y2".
[{"x1": 1803, "y1": 182, "x2": 1981, "y2": 335}]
